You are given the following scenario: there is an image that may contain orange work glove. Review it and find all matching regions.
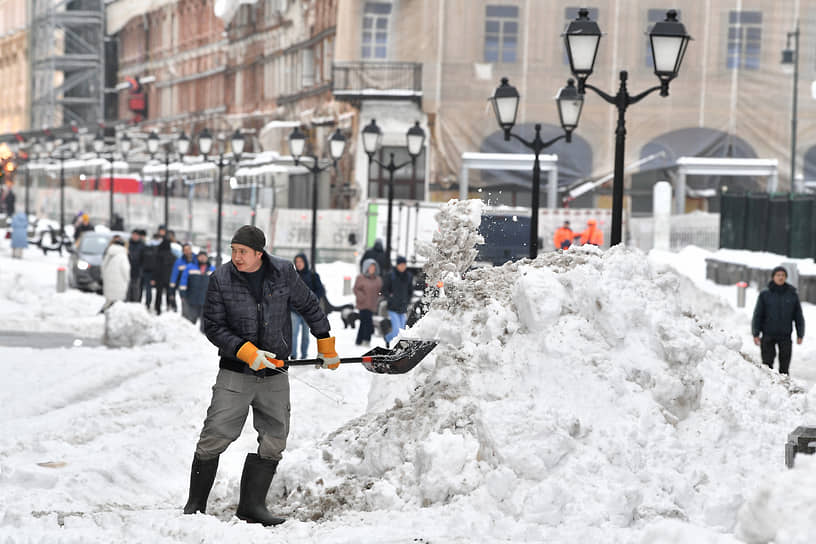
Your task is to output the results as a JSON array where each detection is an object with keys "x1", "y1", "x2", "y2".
[
  {"x1": 236, "y1": 342, "x2": 284, "y2": 370},
  {"x1": 316, "y1": 337, "x2": 340, "y2": 370}
]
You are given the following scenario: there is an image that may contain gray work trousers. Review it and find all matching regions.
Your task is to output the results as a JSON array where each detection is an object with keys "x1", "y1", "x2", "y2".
[{"x1": 195, "y1": 368, "x2": 290, "y2": 461}]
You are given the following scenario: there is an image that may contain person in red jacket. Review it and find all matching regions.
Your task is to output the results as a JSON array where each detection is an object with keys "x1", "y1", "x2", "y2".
[
  {"x1": 579, "y1": 219, "x2": 604, "y2": 246},
  {"x1": 553, "y1": 221, "x2": 574, "y2": 250}
]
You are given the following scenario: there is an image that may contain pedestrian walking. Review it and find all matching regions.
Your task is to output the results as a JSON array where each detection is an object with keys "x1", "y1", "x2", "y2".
[
  {"x1": 553, "y1": 221, "x2": 574, "y2": 250},
  {"x1": 183, "y1": 225, "x2": 339, "y2": 526},
  {"x1": 74, "y1": 213, "x2": 94, "y2": 243},
  {"x1": 752, "y1": 266, "x2": 805, "y2": 375},
  {"x1": 578, "y1": 219, "x2": 604, "y2": 246},
  {"x1": 354, "y1": 258, "x2": 382, "y2": 346},
  {"x1": 382, "y1": 256, "x2": 413, "y2": 346},
  {"x1": 170, "y1": 244, "x2": 195, "y2": 315},
  {"x1": 140, "y1": 232, "x2": 162, "y2": 308},
  {"x1": 10, "y1": 211, "x2": 27, "y2": 258},
  {"x1": 178, "y1": 251, "x2": 214, "y2": 328},
  {"x1": 126, "y1": 229, "x2": 146, "y2": 302},
  {"x1": 360, "y1": 238, "x2": 390, "y2": 276},
  {"x1": 290, "y1": 252, "x2": 326, "y2": 359},
  {"x1": 100, "y1": 236, "x2": 130, "y2": 312},
  {"x1": 150, "y1": 237, "x2": 176, "y2": 315},
  {"x1": 0, "y1": 180, "x2": 15, "y2": 216}
]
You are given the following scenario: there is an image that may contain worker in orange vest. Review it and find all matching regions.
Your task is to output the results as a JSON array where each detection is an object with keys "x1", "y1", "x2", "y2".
[
  {"x1": 579, "y1": 219, "x2": 604, "y2": 246},
  {"x1": 553, "y1": 221, "x2": 574, "y2": 250}
]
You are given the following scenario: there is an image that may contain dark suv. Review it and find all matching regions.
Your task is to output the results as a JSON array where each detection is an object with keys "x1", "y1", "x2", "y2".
[{"x1": 67, "y1": 231, "x2": 126, "y2": 292}]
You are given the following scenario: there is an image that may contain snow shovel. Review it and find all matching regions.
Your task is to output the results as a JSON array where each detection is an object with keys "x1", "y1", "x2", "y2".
[{"x1": 286, "y1": 338, "x2": 437, "y2": 375}]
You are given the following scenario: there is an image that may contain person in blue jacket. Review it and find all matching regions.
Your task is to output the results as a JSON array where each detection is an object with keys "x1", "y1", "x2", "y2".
[
  {"x1": 170, "y1": 243, "x2": 195, "y2": 315},
  {"x1": 179, "y1": 250, "x2": 215, "y2": 328}
]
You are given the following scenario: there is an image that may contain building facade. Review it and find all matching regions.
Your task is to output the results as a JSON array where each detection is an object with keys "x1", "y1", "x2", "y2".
[
  {"x1": 333, "y1": 0, "x2": 816, "y2": 212},
  {"x1": 0, "y1": 0, "x2": 28, "y2": 133}
]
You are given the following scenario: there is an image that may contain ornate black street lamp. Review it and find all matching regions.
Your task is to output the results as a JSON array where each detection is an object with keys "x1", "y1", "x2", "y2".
[
  {"x1": 360, "y1": 119, "x2": 425, "y2": 268},
  {"x1": 489, "y1": 78, "x2": 584, "y2": 258},
  {"x1": 94, "y1": 129, "x2": 130, "y2": 229},
  {"x1": 198, "y1": 128, "x2": 244, "y2": 265},
  {"x1": 564, "y1": 8, "x2": 691, "y2": 246},
  {"x1": 782, "y1": 22, "x2": 800, "y2": 190},
  {"x1": 147, "y1": 130, "x2": 191, "y2": 228},
  {"x1": 49, "y1": 134, "x2": 77, "y2": 239},
  {"x1": 288, "y1": 126, "x2": 346, "y2": 268}
]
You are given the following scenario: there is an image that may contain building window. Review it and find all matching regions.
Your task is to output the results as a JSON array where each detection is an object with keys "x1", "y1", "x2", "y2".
[
  {"x1": 727, "y1": 11, "x2": 762, "y2": 69},
  {"x1": 646, "y1": 9, "x2": 681, "y2": 67},
  {"x1": 563, "y1": 7, "x2": 599, "y2": 64},
  {"x1": 362, "y1": 2, "x2": 391, "y2": 59},
  {"x1": 302, "y1": 47, "x2": 315, "y2": 87},
  {"x1": 484, "y1": 5, "x2": 519, "y2": 63}
]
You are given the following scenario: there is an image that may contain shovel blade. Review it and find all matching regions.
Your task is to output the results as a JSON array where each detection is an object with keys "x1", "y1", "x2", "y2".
[{"x1": 361, "y1": 339, "x2": 437, "y2": 374}]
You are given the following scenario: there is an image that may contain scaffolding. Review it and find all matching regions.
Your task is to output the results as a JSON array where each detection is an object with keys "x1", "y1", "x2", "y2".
[{"x1": 30, "y1": 0, "x2": 105, "y2": 129}]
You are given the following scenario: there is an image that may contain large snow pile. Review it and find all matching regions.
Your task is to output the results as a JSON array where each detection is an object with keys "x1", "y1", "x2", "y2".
[
  {"x1": 103, "y1": 302, "x2": 201, "y2": 347},
  {"x1": 273, "y1": 200, "x2": 812, "y2": 540}
]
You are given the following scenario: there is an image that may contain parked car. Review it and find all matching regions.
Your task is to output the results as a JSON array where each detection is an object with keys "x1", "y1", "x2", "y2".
[{"x1": 67, "y1": 231, "x2": 126, "y2": 292}]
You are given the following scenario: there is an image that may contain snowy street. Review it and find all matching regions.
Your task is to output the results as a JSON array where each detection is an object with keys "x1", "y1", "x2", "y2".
[{"x1": 2, "y1": 203, "x2": 816, "y2": 543}]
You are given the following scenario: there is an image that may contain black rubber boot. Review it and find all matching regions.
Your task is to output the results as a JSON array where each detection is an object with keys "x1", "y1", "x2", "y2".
[
  {"x1": 236, "y1": 453, "x2": 286, "y2": 526},
  {"x1": 183, "y1": 454, "x2": 219, "y2": 515}
]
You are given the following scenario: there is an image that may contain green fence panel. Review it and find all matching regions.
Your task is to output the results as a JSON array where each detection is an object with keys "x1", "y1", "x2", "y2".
[
  {"x1": 766, "y1": 193, "x2": 790, "y2": 256},
  {"x1": 789, "y1": 194, "x2": 814, "y2": 258},
  {"x1": 745, "y1": 192, "x2": 769, "y2": 252},
  {"x1": 719, "y1": 192, "x2": 747, "y2": 249}
]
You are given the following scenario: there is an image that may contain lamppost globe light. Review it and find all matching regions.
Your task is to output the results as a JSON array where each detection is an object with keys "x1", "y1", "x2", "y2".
[
  {"x1": 93, "y1": 131, "x2": 105, "y2": 153},
  {"x1": 490, "y1": 78, "x2": 520, "y2": 139},
  {"x1": 563, "y1": 8, "x2": 602, "y2": 92},
  {"x1": 555, "y1": 78, "x2": 584, "y2": 138},
  {"x1": 147, "y1": 131, "x2": 160, "y2": 155},
  {"x1": 564, "y1": 9, "x2": 690, "y2": 245},
  {"x1": 328, "y1": 128, "x2": 347, "y2": 161},
  {"x1": 176, "y1": 131, "x2": 190, "y2": 155},
  {"x1": 198, "y1": 128, "x2": 213, "y2": 156},
  {"x1": 45, "y1": 134, "x2": 55, "y2": 154},
  {"x1": 288, "y1": 126, "x2": 306, "y2": 159},
  {"x1": 649, "y1": 10, "x2": 692, "y2": 94},
  {"x1": 361, "y1": 119, "x2": 382, "y2": 156},
  {"x1": 68, "y1": 137, "x2": 79, "y2": 154},
  {"x1": 119, "y1": 133, "x2": 131, "y2": 155},
  {"x1": 231, "y1": 129, "x2": 245, "y2": 157},
  {"x1": 406, "y1": 121, "x2": 425, "y2": 158}
]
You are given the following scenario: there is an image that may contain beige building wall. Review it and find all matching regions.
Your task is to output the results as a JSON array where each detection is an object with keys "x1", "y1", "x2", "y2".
[
  {"x1": 0, "y1": 0, "x2": 28, "y2": 133},
  {"x1": 335, "y1": 0, "x2": 816, "y2": 200}
]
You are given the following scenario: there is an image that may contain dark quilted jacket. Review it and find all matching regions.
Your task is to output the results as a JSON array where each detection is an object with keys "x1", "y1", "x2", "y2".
[{"x1": 203, "y1": 252, "x2": 330, "y2": 375}]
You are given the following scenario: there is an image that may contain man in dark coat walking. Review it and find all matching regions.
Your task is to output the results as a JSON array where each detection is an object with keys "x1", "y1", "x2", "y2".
[
  {"x1": 752, "y1": 266, "x2": 805, "y2": 375},
  {"x1": 150, "y1": 237, "x2": 177, "y2": 315},
  {"x1": 360, "y1": 238, "x2": 390, "y2": 276},
  {"x1": 183, "y1": 225, "x2": 340, "y2": 526},
  {"x1": 126, "y1": 229, "x2": 145, "y2": 302}
]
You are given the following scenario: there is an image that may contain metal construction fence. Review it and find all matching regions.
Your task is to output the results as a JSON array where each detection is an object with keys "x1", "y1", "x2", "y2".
[{"x1": 719, "y1": 192, "x2": 816, "y2": 259}]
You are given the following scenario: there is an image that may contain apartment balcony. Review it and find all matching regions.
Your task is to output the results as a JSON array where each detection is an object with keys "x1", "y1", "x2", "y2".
[{"x1": 332, "y1": 61, "x2": 422, "y2": 104}]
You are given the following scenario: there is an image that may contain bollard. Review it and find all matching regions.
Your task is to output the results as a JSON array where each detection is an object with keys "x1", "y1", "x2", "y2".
[
  {"x1": 785, "y1": 426, "x2": 816, "y2": 468},
  {"x1": 736, "y1": 281, "x2": 747, "y2": 308},
  {"x1": 343, "y1": 276, "x2": 351, "y2": 296},
  {"x1": 56, "y1": 266, "x2": 67, "y2": 293}
]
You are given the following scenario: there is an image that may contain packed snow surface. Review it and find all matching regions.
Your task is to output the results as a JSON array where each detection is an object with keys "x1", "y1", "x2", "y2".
[{"x1": 1, "y1": 202, "x2": 816, "y2": 542}]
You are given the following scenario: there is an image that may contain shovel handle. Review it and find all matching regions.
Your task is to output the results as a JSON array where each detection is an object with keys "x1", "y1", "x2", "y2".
[{"x1": 286, "y1": 356, "x2": 380, "y2": 367}]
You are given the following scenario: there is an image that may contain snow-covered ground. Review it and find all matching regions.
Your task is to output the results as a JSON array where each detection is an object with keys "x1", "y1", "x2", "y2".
[{"x1": 1, "y1": 206, "x2": 816, "y2": 543}]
